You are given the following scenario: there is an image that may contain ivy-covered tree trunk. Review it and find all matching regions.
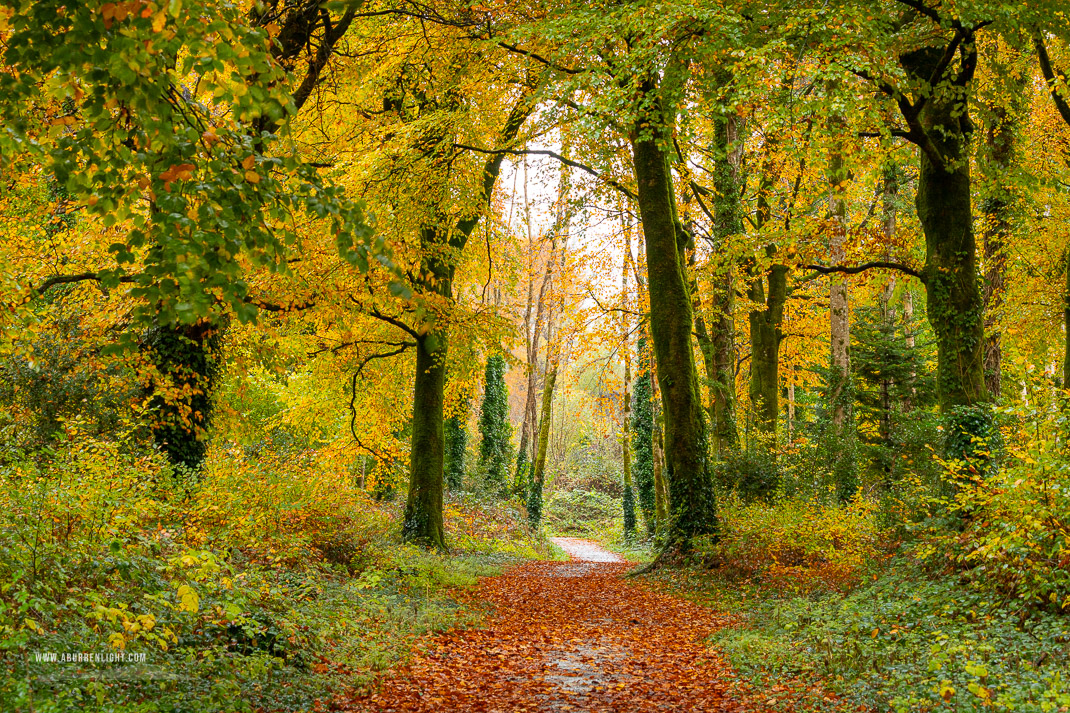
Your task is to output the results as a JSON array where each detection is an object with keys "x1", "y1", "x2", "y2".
[
  {"x1": 527, "y1": 365, "x2": 557, "y2": 530},
  {"x1": 630, "y1": 74, "x2": 718, "y2": 554},
  {"x1": 478, "y1": 354, "x2": 512, "y2": 494},
  {"x1": 403, "y1": 333, "x2": 447, "y2": 548},
  {"x1": 632, "y1": 334, "x2": 657, "y2": 537},
  {"x1": 145, "y1": 318, "x2": 227, "y2": 472},
  {"x1": 444, "y1": 397, "x2": 468, "y2": 492},
  {"x1": 901, "y1": 46, "x2": 989, "y2": 412}
]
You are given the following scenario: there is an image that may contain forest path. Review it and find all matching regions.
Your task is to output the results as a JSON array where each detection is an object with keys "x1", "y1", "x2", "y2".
[{"x1": 341, "y1": 538, "x2": 771, "y2": 712}]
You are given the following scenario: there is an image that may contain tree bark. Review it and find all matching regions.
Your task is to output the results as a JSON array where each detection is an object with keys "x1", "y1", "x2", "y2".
[
  {"x1": 633, "y1": 331, "x2": 657, "y2": 537},
  {"x1": 747, "y1": 252, "x2": 788, "y2": 436},
  {"x1": 746, "y1": 146, "x2": 788, "y2": 438},
  {"x1": 704, "y1": 109, "x2": 743, "y2": 452},
  {"x1": 900, "y1": 44, "x2": 989, "y2": 413},
  {"x1": 630, "y1": 74, "x2": 718, "y2": 553},
  {"x1": 403, "y1": 333, "x2": 447, "y2": 548},
  {"x1": 527, "y1": 364, "x2": 557, "y2": 530}
]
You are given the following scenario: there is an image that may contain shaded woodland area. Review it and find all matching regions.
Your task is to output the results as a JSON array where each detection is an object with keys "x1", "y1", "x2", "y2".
[{"x1": 4, "y1": 0, "x2": 1070, "y2": 711}]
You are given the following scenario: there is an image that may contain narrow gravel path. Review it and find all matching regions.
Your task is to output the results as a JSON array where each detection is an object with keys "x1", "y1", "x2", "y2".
[{"x1": 341, "y1": 539, "x2": 769, "y2": 712}]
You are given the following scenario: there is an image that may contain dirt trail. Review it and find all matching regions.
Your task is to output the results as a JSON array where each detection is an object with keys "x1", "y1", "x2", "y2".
[{"x1": 341, "y1": 539, "x2": 769, "y2": 712}]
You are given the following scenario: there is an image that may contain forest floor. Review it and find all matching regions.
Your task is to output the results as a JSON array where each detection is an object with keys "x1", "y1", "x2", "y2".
[{"x1": 334, "y1": 538, "x2": 779, "y2": 713}]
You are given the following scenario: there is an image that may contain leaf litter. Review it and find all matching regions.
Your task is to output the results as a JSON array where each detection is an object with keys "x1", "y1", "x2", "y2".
[{"x1": 332, "y1": 538, "x2": 784, "y2": 712}]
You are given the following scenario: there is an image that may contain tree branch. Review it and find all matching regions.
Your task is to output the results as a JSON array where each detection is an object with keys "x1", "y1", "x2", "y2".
[
  {"x1": 349, "y1": 343, "x2": 413, "y2": 458},
  {"x1": 455, "y1": 144, "x2": 638, "y2": 201},
  {"x1": 496, "y1": 42, "x2": 582, "y2": 75},
  {"x1": 16, "y1": 271, "x2": 136, "y2": 306},
  {"x1": 1035, "y1": 32, "x2": 1070, "y2": 129},
  {"x1": 804, "y1": 261, "x2": 926, "y2": 282}
]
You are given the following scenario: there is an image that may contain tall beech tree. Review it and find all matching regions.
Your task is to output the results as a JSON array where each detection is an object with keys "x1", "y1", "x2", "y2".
[
  {"x1": 841, "y1": 3, "x2": 995, "y2": 416},
  {"x1": 630, "y1": 65, "x2": 718, "y2": 553}
]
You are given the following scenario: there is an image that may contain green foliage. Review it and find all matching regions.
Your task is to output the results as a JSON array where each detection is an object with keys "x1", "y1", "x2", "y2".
[
  {"x1": 914, "y1": 397, "x2": 1070, "y2": 610},
  {"x1": 631, "y1": 343, "x2": 656, "y2": 534},
  {"x1": 696, "y1": 494, "x2": 886, "y2": 594},
  {"x1": 543, "y1": 489, "x2": 619, "y2": 537},
  {"x1": 477, "y1": 354, "x2": 511, "y2": 494},
  {"x1": 852, "y1": 300, "x2": 938, "y2": 483},
  {"x1": 943, "y1": 403, "x2": 1000, "y2": 465},
  {"x1": 0, "y1": 312, "x2": 139, "y2": 450},
  {"x1": 0, "y1": 0, "x2": 377, "y2": 327},
  {"x1": 714, "y1": 432, "x2": 781, "y2": 503}
]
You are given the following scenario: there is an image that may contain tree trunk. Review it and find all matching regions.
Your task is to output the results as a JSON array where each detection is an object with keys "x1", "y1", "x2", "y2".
[
  {"x1": 901, "y1": 46, "x2": 989, "y2": 413},
  {"x1": 880, "y1": 165, "x2": 899, "y2": 448},
  {"x1": 633, "y1": 332, "x2": 657, "y2": 537},
  {"x1": 704, "y1": 109, "x2": 743, "y2": 452},
  {"x1": 526, "y1": 365, "x2": 557, "y2": 530},
  {"x1": 400, "y1": 90, "x2": 537, "y2": 546},
  {"x1": 747, "y1": 254, "x2": 788, "y2": 436},
  {"x1": 828, "y1": 134, "x2": 851, "y2": 429},
  {"x1": 653, "y1": 409, "x2": 669, "y2": 533},
  {"x1": 747, "y1": 146, "x2": 788, "y2": 439},
  {"x1": 622, "y1": 222, "x2": 636, "y2": 538},
  {"x1": 403, "y1": 333, "x2": 447, "y2": 549},
  {"x1": 981, "y1": 63, "x2": 1026, "y2": 399},
  {"x1": 145, "y1": 318, "x2": 227, "y2": 473},
  {"x1": 630, "y1": 74, "x2": 718, "y2": 553}
]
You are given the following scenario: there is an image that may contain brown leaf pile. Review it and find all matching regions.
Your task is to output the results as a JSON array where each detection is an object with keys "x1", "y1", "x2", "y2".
[{"x1": 334, "y1": 543, "x2": 777, "y2": 712}]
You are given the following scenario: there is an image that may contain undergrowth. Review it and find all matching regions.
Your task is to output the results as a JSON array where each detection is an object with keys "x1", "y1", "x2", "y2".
[{"x1": 0, "y1": 431, "x2": 547, "y2": 712}]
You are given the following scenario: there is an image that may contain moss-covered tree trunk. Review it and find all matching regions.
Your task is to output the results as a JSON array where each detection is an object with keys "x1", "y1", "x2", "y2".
[
  {"x1": 696, "y1": 109, "x2": 742, "y2": 453},
  {"x1": 901, "y1": 46, "x2": 988, "y2": 412},
  {"x1": 630, "y1": 74, "x2": 718, "y2": 554},
  {"x1": 621, "y1": 225, "x2": 636, "y2": 539},
  {"x1": 398, "y1": 90, "x2": 537, "y2": 548},
  {"x1": 403, "y1": 333, "x2": 447, "y2": 548},
  {"x1": 526, "y1": 365, "x2": 557, "y2": 530},
  {"x1": 747, "y1": 254, "x2": 788, "y2": 436}
]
